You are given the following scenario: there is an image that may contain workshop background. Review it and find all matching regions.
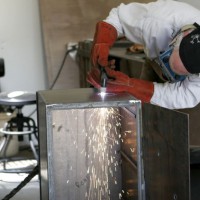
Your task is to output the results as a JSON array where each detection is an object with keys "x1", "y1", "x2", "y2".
[
  {"x1": 0, "y1": 0, "x2": 199, "y2": 92},
  {"x1": 0, "y1": 0, "x2": 200, "y2": 200},
  {"x1": 39, "y1": 0, "x2": 200, "y2": 89}
]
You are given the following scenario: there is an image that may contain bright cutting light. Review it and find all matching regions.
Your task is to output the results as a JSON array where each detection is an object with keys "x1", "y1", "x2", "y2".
[
  {"x1": 99, "y1": 87, "x2": 106, "y2": 99},
  {"x1": 100, "y1": 91, "x2": 106, "y2": 98}
]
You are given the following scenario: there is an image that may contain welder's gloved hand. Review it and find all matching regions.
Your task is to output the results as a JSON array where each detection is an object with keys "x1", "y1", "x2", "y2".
[
  {"x1": 91, "y1": 21, "x2": 117, "y2": 67},
  {"x1": 105, "y1": 68, "x2": 154, "y2": 103},
  {"x1": 87, "y1": 68, "x2": 154, "y2": 103},
  {"x1": 87, "y1": 68, "x2": 101, "y2": 88}
]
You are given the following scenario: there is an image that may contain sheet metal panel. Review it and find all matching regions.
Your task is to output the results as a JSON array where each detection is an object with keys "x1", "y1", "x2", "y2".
[
  {"x1": 120, "y1": 108, "x2": 139, "y2": 199},
  {"x1": 142, "y1": 103, "x2": 190, "y2": 200}
]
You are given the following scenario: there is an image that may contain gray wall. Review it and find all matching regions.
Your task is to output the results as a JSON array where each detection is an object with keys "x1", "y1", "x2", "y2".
[{"x1": 0, "y1": 0, "x2": 47, "y2": 93}]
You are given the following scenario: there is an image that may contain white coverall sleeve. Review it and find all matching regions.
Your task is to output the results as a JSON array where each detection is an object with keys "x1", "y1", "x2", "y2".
[{"x1": 151, "y1": 75, "x2": 200, "y2": 109}]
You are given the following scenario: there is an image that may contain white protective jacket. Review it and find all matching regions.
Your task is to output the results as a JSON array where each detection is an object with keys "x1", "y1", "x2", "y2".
[{"x1": 104, "y1": 0, "x2": 200, "y2": 109}]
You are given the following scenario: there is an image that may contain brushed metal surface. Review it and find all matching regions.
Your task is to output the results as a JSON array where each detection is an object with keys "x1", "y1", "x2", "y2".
[
  {"x1": 142, "y1": 103, "x2": 190, "y2": 200},
  {"x1": 120, "y1": 108, "x2": 138, "y2": 199},
  {"x1": 37, "y1": 88, "x2": 142, "y2": 200}
]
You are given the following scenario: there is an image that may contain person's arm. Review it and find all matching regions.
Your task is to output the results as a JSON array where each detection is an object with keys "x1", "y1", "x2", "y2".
[
  {"x1": 90, "y1": 2, "x2": 147, "y2": 68},
  {"x1": 87, "y1": 68, "x2": 200, "y2": 109},
  {"x1": 151, "y1": 75, "x2": 200, "y2": 109},
  {"x1": 91, "y1": 21, "x2": 117, "y2": 67},
  {"x1": 90, "y1": 1, "x2": 174, "y2": 68},
  {"x1": 104, "y1": 1, "x2": 200, "y2": 59}
]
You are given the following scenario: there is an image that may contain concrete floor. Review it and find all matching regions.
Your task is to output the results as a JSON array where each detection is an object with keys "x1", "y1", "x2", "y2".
[
  {"x1": 0, "y1": 173, "x2": 39, "y2": 200},
  {"x1": 0, "y1": 144, "x2": 39, "y2": 200},
  {"x1": 0, "y1": 162, "x2": 200, "y2": 200}
]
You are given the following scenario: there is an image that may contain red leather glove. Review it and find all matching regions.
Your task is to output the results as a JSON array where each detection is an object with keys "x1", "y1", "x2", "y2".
[
  {"x1": 87, "y1": 68, "x2": 101, "y2": 89},
  {"x1": 91, "y1": 21, "x2": 117, "y2": 67},
  {"x1": 87, "y1": 68, "x2": 154, "y2": 103}
]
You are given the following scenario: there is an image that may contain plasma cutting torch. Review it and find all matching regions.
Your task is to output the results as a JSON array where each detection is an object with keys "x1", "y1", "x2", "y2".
[{"x1": 99, "y1": 66, "x2": 108, "y2": 93}]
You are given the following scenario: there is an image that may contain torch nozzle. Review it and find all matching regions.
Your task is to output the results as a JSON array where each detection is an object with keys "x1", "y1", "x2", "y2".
[{"x1": 100, "y1": 67, "x2": 108, "y2": 88}]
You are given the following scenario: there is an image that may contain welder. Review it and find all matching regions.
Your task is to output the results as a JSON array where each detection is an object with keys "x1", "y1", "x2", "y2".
[{"x1": 87, "y1": 0, "x2": 200, "y2": 109}]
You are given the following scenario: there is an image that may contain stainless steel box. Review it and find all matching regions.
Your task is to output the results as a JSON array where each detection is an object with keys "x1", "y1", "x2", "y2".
[
  {"x1": 37, "y1": 88, "x2": 190, "y2": 200},
  {"x1": 37, "y1": 88, "x2": 143, "y2": 200}
]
